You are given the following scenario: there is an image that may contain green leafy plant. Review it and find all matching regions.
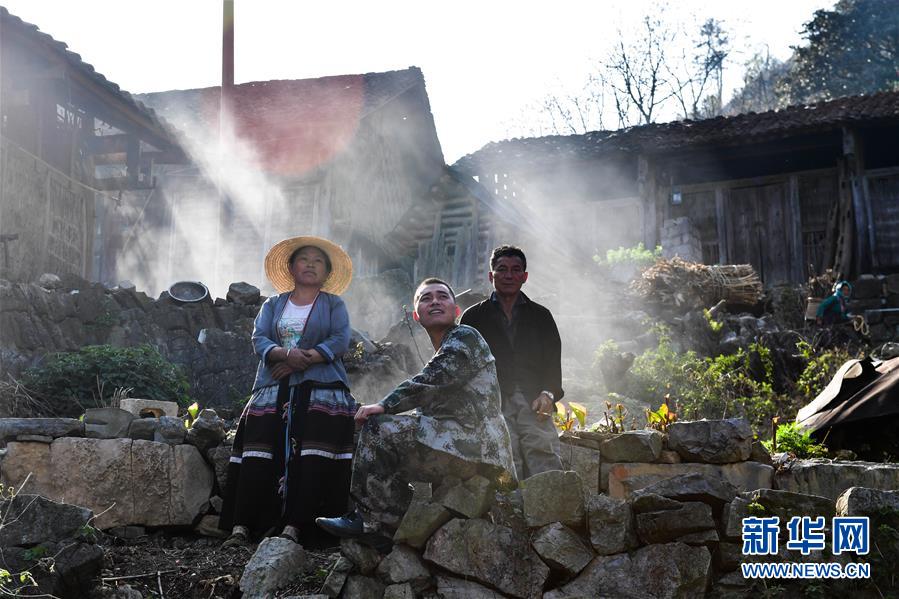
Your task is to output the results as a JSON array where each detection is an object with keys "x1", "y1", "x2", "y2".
[
  {"x1": 747, "y1": 501, "x2": 767, "y2": 517},
  {"x1": 184, "y1": 401, "x2": 201, "y2": 428},
  {"x1": 588, "y1": 400, "x2": 637, "y2": 434},
  {"x1": 22, "y1": 344, "x2": 192, "y2": 416},
  {"x1": 645, "y1": 396, "x2": 678, "y2": 432},
  {"x1": 626, "y1": 327, "x2": 787, "y2": 432},
  {"x1": 597, "y1": 242, "x2": 662, "y2": 267},
  {"x1": 795, "y1": 340, "x2": 855, "y2": 399},
  {"x1": 762, "y1": 422, "x2": 828, "y2": 458},
  {"x1": 554, "y1": 401, "x2": 588, "y2": 432},
  {"x1": 703, "y1": 308, "x2": 723, "y2": 333}
]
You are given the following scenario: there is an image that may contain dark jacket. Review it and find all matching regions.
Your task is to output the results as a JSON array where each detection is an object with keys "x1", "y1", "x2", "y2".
[{"x1": 460, "y1": 292, "x2": 564, "y2": 404}]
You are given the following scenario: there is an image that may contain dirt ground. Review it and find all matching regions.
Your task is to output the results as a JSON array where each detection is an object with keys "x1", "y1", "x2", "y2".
[{"x1": 94, "y1": 531, "x2": 339, "y2": 599}]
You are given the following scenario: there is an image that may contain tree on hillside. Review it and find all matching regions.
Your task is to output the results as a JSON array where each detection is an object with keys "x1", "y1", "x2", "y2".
[
  {"x1": 522, "y1": 15, "x2": 730, "y2": 135},
  {"x1": 725, "y1": 48, "x2": 792, "y2": 114},
  {"x1": 665, "y1": 18, "x2": 731, "y2": 120},
  {"x1": 779, "y1": 0, "x2": 899, "y2": 103}
]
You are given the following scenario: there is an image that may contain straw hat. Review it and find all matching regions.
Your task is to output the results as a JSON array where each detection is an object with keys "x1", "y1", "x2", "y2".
[{"x1": 264, "y1": 236, "x2": 353, "y2": 295}]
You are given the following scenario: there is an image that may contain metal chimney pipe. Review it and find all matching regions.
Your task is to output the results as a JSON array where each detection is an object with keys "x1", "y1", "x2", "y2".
[{"x1": 222, "y1": 0, "x2": 234, "y2": 91}]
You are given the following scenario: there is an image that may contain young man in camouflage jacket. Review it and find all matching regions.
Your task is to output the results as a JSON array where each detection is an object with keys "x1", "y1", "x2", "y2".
[{"x1": 316, "y1": 278, "x2": 517, "y2": 538}]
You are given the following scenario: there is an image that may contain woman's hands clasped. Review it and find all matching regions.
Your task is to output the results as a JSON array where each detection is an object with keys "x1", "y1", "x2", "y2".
[{"x1": 271, "y1": 348, "x2": 323, "y2": 380}]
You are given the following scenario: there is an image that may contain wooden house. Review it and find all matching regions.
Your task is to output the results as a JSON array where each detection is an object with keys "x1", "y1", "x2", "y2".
[
  {"x1": 455, "y1": 92, "x2": 899, "y2": 287},
  {"x1": 134, "y1": 68, "x2": 451, "y2": 295},
  {"x1": 0, "y1": 7, "x2": 185, "y2": 283}
]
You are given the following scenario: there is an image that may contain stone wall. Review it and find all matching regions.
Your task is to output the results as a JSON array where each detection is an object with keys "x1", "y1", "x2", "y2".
[
  {"x1": 0, "y1": 405, "x2": 222, "y2": 530},
  {"x1": 0, "y1": 138, "x2": 95, "y2": 282},
  {"x1": 0, "y1": 276, "x2": 414, "y2": 412}
]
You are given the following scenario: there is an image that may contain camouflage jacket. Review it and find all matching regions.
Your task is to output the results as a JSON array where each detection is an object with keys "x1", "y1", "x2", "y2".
[{"x1": 378, "y1": 324, "x2": 517, "y2": 482}]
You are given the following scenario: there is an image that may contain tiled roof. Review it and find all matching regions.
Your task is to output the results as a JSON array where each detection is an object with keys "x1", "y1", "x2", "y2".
[
  {"x1": 138, "y1": 68, "x2": 429, "y2": 177},
  {"x1": 0, "y1": 6, "x2": 182, "y2": 153},
  {"x1": 455, "y1": 90, "x2": 899, "y2": 172}
]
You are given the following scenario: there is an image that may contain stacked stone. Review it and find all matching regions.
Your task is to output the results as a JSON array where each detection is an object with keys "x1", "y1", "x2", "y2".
[
  {"x1": 0, "y1": 401, "x2": 230, "y2": 534},
  {"x1": 0, "y1": 277, "x2": 415, "y2": 414},
  {"x1": 852, "y1": 273, "x2": 899, "y2": 343},
  {"x1": 660, "y1": 217, "x2": 704, "y2": 263},
  {"x1": 0, "y1": 277, "x2": 264, "y2": 412}
]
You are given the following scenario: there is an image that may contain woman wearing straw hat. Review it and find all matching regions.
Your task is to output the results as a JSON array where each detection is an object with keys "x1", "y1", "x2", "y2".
[{"x1": 220, "y1": 236, "x2": 356, "y2": 546}]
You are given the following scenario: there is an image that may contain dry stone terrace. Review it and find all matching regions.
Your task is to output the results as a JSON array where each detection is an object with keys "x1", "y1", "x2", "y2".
[{"x1": 2, "y1": 415, "x2": 899, "y2": 597}]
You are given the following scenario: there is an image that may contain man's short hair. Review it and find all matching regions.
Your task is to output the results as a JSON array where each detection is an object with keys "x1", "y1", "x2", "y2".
[
  {"x1": 490, "y1": 245, "x2": 527, "y2": 271},
  {"x1": 414, "y1": 277, "x2": 456, "y2": 303}
]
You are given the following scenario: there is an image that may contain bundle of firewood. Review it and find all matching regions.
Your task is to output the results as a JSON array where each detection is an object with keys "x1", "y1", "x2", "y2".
[
  {"x1": 632, "y1": 257, "x2": 763, "y2": 307},
  {"x1": 807, "y1": 269, "x2": 836, "y2": 299}
]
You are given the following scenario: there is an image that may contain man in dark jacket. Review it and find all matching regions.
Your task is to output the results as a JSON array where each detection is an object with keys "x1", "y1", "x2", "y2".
[{"x1": 461, "y1": 245, "x2": 564, "y2": 478}]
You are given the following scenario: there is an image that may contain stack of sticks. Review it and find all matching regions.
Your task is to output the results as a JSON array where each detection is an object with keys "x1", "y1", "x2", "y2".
[{"x1": 632, "y1": 257, "x2": 763, "y2": 307}]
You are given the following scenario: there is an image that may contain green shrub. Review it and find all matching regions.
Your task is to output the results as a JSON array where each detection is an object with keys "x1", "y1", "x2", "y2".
[
  {"x1": 595, "y1": 243, "x2": 662, "y2": 267},
  {"x1": 22, "y1": 344, "x2": 191, "y2": 416},
  {"x1": 762, "y1": 422, "x2": 828, "y2": 458},
  {"x1": 795, "y1": 340, "x2": 855, "y2": 400},
  {"x1": 625, "y1": 327, "x2": 785, "y2": 431}
]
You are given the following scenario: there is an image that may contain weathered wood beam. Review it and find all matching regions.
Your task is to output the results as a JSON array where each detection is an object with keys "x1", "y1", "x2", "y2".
[
  {"x1": 93, "y1": 176, "x2": 154, "y2": 191},
  {"x1": 85, "y1": 133, "x2": 132, "y2": 155},
  {"x1": 842, "y1": 126, "x2": 873, "y2": 273}
]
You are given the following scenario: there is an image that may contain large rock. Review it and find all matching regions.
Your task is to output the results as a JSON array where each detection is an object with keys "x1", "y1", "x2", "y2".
[
  {"x1": 206, "y1": 445, "x2": 231, "y2": 491},
  {"x1": 667, "y1": 418, "x2": 752, "y2": 464},
  {"x1": 342, "y1": 575, "x2": 385, "y2": 599},
  {"x1": 636, "y1": 501, "x2": 716, "y2": 544},
  {"x1": 171, "y1": 444, "x2": 215, "y2": 525},
  {"x1": 586, "y1": 493, "x2": 638, "y2": 555},
  {"x1": 531, "y1": 522, "x2": 594, "y2": 577},
  {"x1": 393, "y1": 501, "x2": 452, "y2": 549},
  {"x1": 424, "y1": 518, "x2": 549, "y2": 599},
  {"x1": 604, "y1": 461, "x2": 773, "y2": 499},
  {"x1": 84, "y1": 407, "x2": 135, "y2": 439},
  {"x1": 559, "y1": 441, "x2": 600, "y2": 494},
  {"x1": 341, "y1": 539, "x2": 383, "y2": 575},
  {"x1": 51, "y1": 437, "x2": 134, "y2": 529},
  {"x1": 119, "y1": 398, "x2": 179, "y2": 418},
  {"x1": 633, "y1": 473, "x2": 738, "y2": 510},
  {"x1": 131, "y1": 439, "x2": 172, "y2": 526},
  {"x1": 836, "y1": 487, "x2": 899, "y2": 516},
  {"x1": 740, "y1": 488, "x2": 835, "y2": 522},
  {"x1": 600, "y1": 430, "x2": 663, "y2": 463},
  {"x1": 433, "y1": 475, "x2": 493, "y2": 519},
  {"x1": 321, "y1": 556, "x2": 352, "y2": 597},
  {"x1": 376, "y1": 545, "x2": 431, "y2": 592},
  {"x1": 775, "y1": 460, "x2": 899, "y2": 500},
  {"x1": 435, "y1": 576, "x2": 506, "y2": 598},
  {"x1": 186, "y1": 409, "x2": 226, "y2": 452},
  {"x1": 240, "y1": 537, "x2": 307, "y2": 599},
  {"x1": 722, "y1": 498, "x2": 752, "y2": 539},
  {"x1": 153, "y1": 416, "x2": 186, "y2": 445},
  {"x1": 0, "y1": 494, "x2": 92, "y2": 547},
  {"x1": 1, "y1": 437, "x2": 214, "y2": 529},
  {"x1": 227, "y1": 282, "x2": 261, "y2": 305},
  {"x1": 128, "y1": 417, "x2": 160, "y2": 440},
  {"x1": 520, "y1": 470, "x2": 585, "y2": 528},
  {"x1": 544, "y1": 543, "x2": 711, "y2": 599},
  {"x1": 383, "y1": 583, "x2": 415, "y2": 599},
  {"x1": 632, "y1": 493, "x2": 683, "y2": 514},
  {"x1": 1, "y1": 441, "x2": 53, "y2": 491},
  {"x1": 0, "y1": 418, "x2": 83, "y2": 441}
]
